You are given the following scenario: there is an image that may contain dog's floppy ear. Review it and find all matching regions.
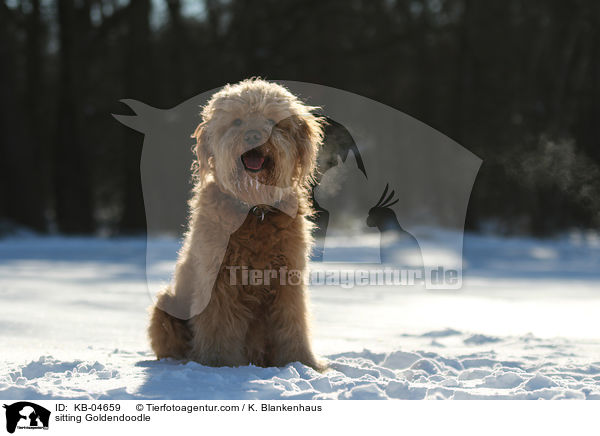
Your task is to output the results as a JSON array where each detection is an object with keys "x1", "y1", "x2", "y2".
[
  {"x1": 294, "y1": 114, "x2": 325, "y2": 186},
  {"x1": 192, "y1": 123, "x2": 212, "y2": 182}
]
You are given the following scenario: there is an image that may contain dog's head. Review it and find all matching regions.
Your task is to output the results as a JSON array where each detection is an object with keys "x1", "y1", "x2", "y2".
[{"x1": 193, "y1": 79, "x2": 324, "y2": 205}]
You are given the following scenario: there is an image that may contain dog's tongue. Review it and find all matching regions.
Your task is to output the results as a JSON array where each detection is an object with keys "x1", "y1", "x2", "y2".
[{"x1": 242, "y1": 153, "x2": 265, "y2": 170}]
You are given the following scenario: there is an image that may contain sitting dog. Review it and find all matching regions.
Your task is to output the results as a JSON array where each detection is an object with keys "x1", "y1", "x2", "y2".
[{"x1": 148, "y1": 79, "x2": 325, "y2": 370}]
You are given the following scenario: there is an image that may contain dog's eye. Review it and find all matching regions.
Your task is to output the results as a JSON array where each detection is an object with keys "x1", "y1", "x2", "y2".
[{"x1": 232, "y1": 118, "x2": 242, "y2": 126}]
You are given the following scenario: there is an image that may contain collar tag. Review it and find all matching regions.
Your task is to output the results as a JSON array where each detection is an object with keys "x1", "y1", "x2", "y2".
[{"x1": 251, "y1": 206, "x2": 266, "y2": 221}]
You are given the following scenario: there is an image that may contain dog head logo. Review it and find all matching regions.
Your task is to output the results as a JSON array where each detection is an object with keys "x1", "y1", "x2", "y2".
[
  {"x1": 114, "y1": 80, "x2": 481, "y2": 318},
  {"x1": 3, "y1": 402, "x2": 50, "y2": 434}
]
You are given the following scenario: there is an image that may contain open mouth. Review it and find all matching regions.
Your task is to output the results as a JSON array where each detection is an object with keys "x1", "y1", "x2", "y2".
[{"x1": 241, "y1": 148, "x2": 266, "y2": 172}]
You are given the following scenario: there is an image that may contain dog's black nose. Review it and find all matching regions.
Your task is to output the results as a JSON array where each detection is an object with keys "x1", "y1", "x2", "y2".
[{"x1": 244, "y1": 130, "x2": 263, "y2": 145}]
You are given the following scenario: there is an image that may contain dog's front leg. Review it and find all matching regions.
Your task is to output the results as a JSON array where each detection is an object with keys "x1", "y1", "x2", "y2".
[
  {"x1": 174, "y1": 245, "x2": 250, "y2": 367},
  {"x1": 187, "y1": 296, "x2": 250, "y2": 367},
  {"x1": 268, "y1": 284, "x2": 324, "y2": 371},
  {"x1": 173, "y1": 204, "x2": 252, "y2": 367}
]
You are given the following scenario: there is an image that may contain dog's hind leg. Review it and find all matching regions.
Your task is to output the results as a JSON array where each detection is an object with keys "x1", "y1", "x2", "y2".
[{"x1": 148, "y1": 289, "x2": 192, "y2": 360}]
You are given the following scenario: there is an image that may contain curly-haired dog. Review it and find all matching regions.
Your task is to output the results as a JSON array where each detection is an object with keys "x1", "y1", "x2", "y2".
[{"x1": 148, "y1": 79, "x2": 325, "y2": 370}]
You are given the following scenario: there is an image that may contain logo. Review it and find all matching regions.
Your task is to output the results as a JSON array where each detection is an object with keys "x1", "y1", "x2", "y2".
[
  {"x1": 3, "y1": 402, "x2": 50, "y2": 434},
  {"x1": 113, "y1": 80, "x2": 481, "y2": 319}
]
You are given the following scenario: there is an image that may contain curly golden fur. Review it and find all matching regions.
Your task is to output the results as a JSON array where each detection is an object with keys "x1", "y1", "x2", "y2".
[{"x1": 148, "y1": 79, "x2": 325, "y2": 370}]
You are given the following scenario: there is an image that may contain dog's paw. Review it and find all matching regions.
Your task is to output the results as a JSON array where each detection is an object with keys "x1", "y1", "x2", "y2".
[{"x1": 311, "y1": 358, "x2": 330, "y2": 373}]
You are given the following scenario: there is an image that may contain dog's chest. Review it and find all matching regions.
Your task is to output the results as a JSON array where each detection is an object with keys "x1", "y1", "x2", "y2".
[{"x1": 224, "y1": 211, "x2": 296, "y2": 270}]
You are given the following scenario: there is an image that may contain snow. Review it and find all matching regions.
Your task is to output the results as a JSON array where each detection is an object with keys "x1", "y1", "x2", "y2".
[{"x1": 1, "y1": 231, "x2": 600, "y2": 400}]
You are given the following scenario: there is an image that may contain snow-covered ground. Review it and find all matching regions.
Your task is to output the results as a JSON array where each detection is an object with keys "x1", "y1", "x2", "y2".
[{"x1": 1, "y1": 230, "x2": 600, "y2": 399}]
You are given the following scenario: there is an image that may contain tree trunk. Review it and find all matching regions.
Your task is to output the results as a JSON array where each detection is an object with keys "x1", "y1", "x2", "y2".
[
  {"x1": 53, "y1": 0, "x2": 94, "y2": 234},
  {"x1": 118, "y1": 0, "x2": 152, "y2": 233}
]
